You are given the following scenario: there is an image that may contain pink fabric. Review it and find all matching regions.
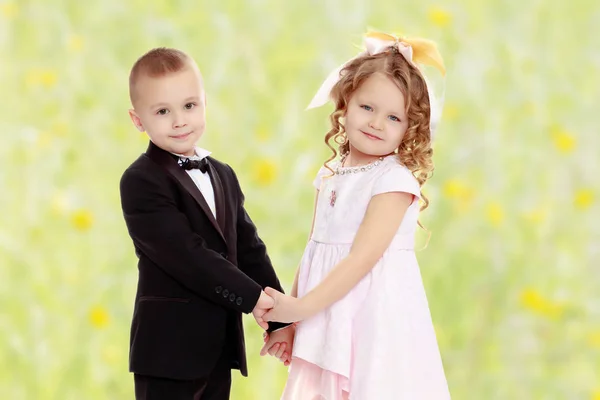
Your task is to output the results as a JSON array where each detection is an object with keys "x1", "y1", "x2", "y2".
[
  {"x1": 284, "y1": 155, "x2": 451, "y2": 399},
  {"x1": 281, "y1": 357, "x2": 349, "y2": 400}
]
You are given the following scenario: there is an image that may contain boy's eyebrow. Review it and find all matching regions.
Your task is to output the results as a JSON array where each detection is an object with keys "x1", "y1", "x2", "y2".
[
  {"x1": 149, "y1": 96, "x2": 200, "y2": 110},
  {"x1": 149, "y1": 102, "x2": 168, "y2": 110}
]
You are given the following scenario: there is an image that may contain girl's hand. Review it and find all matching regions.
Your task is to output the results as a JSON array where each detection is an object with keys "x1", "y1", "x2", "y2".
[
  {"x1": 262, "y1": 287, "x2": 309, "y2": 323},
  {"x1": 261, "y1": 325, "x2": 296, "y2": 367}
]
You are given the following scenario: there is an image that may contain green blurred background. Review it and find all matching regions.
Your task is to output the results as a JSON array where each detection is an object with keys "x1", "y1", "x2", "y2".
[{"x1": 1, "y1": 0, "x2": 598, "y2": 398}]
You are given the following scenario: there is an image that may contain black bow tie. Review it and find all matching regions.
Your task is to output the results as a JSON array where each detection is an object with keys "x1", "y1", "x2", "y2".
[{"x1": 180, "y1": 158, "x2": 209, "y2": 173}]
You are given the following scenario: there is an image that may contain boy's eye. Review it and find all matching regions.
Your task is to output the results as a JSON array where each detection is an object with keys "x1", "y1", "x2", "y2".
[
  {"x1": 360, "y1": 105, "x2": 373, "y2": 111},
  {"x1": 157, "y1": 109, "x2": 169, "y2": 115},
  {"x1": 185, "y1": 103, "x2": 196, "y2": 110}
]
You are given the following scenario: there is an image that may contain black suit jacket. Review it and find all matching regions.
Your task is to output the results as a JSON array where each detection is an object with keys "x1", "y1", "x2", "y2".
[{"x1": 119, "y1": 142, "x2": 287, "y2": 380}]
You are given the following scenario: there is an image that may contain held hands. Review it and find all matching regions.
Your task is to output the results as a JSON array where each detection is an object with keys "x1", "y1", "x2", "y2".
[
  {"x1": 262, "y1": 287, "x2": 309, "y2": 324},
  {"x1": 253, "y1": 287, "x2": 309, "y2": 328},
  {"x1": 253, "y1": 287, "x2": 309, "y2": 366},
  {"x1": 261, "y1": 324, "x2": 295, "y2": 366},
  {"x1": 252, "y1": 290, "x2": 274, "y2": 330}
]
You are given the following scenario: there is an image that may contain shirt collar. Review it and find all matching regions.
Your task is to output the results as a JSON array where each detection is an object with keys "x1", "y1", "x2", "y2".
[{"x1": 171, "y1": 146, "x2": 212, "y2": 161}]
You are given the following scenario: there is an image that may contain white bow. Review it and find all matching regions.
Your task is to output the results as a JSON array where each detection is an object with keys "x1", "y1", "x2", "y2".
[{"x1": 307, "y1": 34, "x2": 445, "y2": 138}]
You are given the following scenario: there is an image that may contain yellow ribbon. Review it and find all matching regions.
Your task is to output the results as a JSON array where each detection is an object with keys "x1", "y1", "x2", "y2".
[{"x1": 365, "y1": 31, "x2": 446, "y2": 76}]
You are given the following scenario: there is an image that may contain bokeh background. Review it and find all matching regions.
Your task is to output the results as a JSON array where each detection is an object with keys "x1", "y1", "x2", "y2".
[{"x1": 1, "y1": 0, "x2": 599, "y2": 398}]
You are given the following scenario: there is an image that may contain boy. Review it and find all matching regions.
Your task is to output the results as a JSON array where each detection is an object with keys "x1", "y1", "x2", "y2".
[{"x1": 120, "y1": 47, "x2": 293, "y2": 400}]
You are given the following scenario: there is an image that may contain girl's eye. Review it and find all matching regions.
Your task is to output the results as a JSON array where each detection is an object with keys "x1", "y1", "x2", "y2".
[
  {"x1": 360, "y1": 105, "x2": 373, "y2": 111},
  {"x1": 388, "y1": 115, "x2": 400, "y2": 122}
]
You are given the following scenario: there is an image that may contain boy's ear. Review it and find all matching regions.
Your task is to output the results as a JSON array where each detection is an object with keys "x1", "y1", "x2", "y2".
[{"x1": 128, "y1": 109, "x2": 144, "y2": 132}]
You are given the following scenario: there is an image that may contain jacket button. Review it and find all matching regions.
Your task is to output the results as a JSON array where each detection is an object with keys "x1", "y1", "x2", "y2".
[
  {"x1": 222, "y1": 289, "x2": 229, "y2": 298},
  {"x1": 229, "y1": 293, "x2": 236, "y2": 302},
  {"x1": 215, "y1": 286, "x2": 222, "y2": 294},
  {"x1": 236, "y1": 297, "x2": 243, "y2": 306}
]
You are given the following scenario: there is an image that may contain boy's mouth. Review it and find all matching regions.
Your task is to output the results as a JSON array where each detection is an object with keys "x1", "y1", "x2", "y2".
[{"x1": 171, "y1": 131, "x2": 193, "y2": 140}]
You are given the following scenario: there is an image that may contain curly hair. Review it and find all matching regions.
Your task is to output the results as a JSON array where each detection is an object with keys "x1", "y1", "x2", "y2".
[{"x1": 323, "y1": 49, "x2": 434, "y2": 216}]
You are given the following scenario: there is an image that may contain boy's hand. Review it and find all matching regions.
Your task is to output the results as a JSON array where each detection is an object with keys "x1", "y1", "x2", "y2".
[
  {"x1": 260, "y1": 324, "x2": 295, "y2": 366},
  {"x1": 252, "y1": 291, "x2": 274, "y2": 330},
  {"x1": 262, "y1": 287, "x2": 307, "y2": 323}
]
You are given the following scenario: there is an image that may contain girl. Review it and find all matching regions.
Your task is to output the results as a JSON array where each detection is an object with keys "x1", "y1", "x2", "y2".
[{"x1": 263, "y1": 31, "x2": 451, "y2": 399}]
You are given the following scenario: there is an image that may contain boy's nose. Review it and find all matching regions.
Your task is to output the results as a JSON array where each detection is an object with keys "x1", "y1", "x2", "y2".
[{"x1": 172, "y1": 114, "x2": 187, "y2": 129}]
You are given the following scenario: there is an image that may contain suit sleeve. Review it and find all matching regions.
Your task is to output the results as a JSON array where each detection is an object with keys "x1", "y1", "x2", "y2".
[
  {"x1": 228, "y1": 165, "x2": 291, "y2": 332},
  {"x1": 120, "y1": 167, "x2": 262, "y2": 314}
]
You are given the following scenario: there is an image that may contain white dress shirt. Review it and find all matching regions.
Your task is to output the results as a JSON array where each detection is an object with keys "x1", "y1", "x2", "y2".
[{"x1": 172, "y1": 147, "x2": 216, "y2": 219}]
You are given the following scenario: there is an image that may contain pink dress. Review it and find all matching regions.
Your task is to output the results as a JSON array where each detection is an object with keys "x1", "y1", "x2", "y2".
[{"x1": 281, "y1": 155, "x2": 451, "y2": 400}]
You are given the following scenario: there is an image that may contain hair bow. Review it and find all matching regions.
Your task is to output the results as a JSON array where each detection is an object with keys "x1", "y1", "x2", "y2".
[{"x1": 307, "y1": 31, "x2": 446, "y2": 138}]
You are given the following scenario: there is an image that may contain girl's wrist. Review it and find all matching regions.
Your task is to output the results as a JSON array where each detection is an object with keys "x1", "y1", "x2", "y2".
[{"x1": 299, "y1": 294, "x2": 318, "y2": 320}]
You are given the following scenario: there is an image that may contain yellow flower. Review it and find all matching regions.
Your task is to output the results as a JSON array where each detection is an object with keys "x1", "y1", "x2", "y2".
[
  {"x1": 25, "y1": 69, "x2": 58, "y2": 89},
  {"x1": 551, "y1": 127, "x2": 576, "y2": 153},
  {"x1": 521, "y1": 288, "x2": 544, "y2": 309},
  {"x1": 588, "y1": 331, "x2": 600, "y2": 348},
  {"x1": 442, "y1": 104, "x2": 459, "y2": 121},
  {"x1": 443, "y1": 179, "x2": 470, "y2": 200},
  {"x1": 486, "y1": 203, "x2": 504, "y2": 227},
  {"x1": 520, "y1": 288, "x2": 564, "y2": 320},
  {"x1": 68, "y1": 35, "x2": 84, "y2": 52},
  {"x1": 71, "y1": 209, "x2": 94, "y2": 231},
  {"x1": 0, "y1": 3, "x2": 18, "y2": 18},
  {"x1": 40, "y1": 71, "x2": 57, "y2": 87},
  {"x1": 89, "y1": 306, "x2": 110, "y2": 329},
  {"x1": 574, "y1": 189, "x2": 594, "y2": 210},
  {"x1": 442, "y1": 179, "x2": 473, "y2": 214},
  {"x1": 428, "y1": 7, "x2": 452, "y2": 28},
  {"x1": 253, "y1": 159, "x2": 277, "y2": 186}
]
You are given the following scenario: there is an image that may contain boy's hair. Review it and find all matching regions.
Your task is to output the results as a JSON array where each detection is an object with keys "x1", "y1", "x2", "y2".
[{"x1": 129, "y1": 47, "x2": 191, "y2": 105}]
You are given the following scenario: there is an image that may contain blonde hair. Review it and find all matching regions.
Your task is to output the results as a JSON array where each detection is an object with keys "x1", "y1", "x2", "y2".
[
  {"x1": 323, "y1": 50, "x2": 434, "y2": 216},
  {"x1": 129, "y1": 47, "x2": 192, "y2": 105}
]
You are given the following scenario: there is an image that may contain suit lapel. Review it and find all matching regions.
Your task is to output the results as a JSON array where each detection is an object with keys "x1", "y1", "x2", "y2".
[
  {"x1": 145, "y1": 142, "x2": 227, "y2": 245},
  {"x1": 206, "y1": 159, "x2": 228, "y2": 236}
]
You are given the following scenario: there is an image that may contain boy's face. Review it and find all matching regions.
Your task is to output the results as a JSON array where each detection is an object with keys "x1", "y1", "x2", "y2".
[{"x1": 129, "y1": 65, "x2": 206, "y2": 157}]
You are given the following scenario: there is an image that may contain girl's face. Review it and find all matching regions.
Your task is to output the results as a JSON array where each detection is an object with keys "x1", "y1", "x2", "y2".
[{"x1": 344, "y1": 72, "x2": 409, "y2": 160}]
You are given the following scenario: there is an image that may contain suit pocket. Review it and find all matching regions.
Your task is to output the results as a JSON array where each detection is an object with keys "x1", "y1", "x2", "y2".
[{"x1": 138, "y1": 296, "x2": 191, "y2": 303}]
